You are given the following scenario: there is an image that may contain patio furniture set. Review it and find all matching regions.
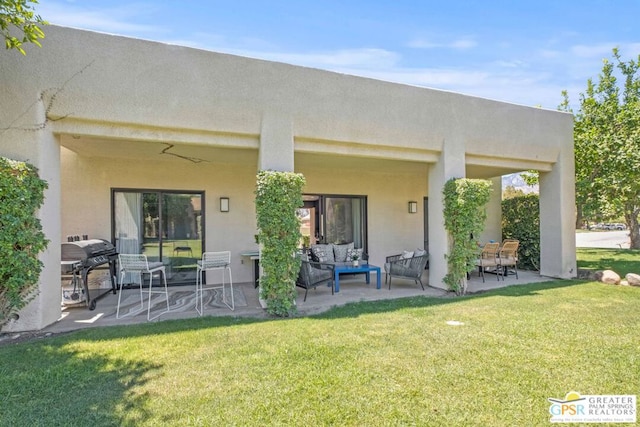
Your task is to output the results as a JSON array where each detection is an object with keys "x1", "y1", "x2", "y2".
[
  {"x1": 111, "y1": 242, "x2": 434, "y2": 319},
  {"x1": 474, "y1": 239, "x2": 520, "y2": 282},
  {"x1": 296, "y1": 243, "x2": 429, "y2": 301},
  {"x1": 116, "y1": 251, "x2": 234, "y2": 321}
]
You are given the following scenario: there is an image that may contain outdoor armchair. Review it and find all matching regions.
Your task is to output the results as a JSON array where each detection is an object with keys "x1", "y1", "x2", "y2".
[
  {"x1": 296, "y1": 259, "x2": 335, "y2": 301},
  {"x1": 386, "y1": 252, "x2": 429, "y2": 290}
]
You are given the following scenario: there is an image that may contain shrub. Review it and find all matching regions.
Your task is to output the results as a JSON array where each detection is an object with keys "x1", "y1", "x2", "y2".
[
  {"x1": 255, "y1": 170, "x2": 306, "y2": 316},
  {"x1": 501, "y1": 193, "x2": 540, "y2": 270},
  {"x1": 442, "y1": 178, "x2": 492, "y2": 295},
  {"x1": 0, "y1": 156, "x2": 49, "y2": 327}
]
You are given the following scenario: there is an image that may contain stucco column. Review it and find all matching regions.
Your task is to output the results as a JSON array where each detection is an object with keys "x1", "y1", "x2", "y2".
[
  {"x1": 539, "y1": 147, "x2": 577, "y2": 278},
  {"x1": 480, "y1": 177, "x2": 503, "y2": 243},
  {"x1": 258, "y1": 111, "x2": 294, "y2": 172},
  {"x1": 2, "y1": 95, "x2": 62, "y2": 332},
  {"x1": 428, "y1": 138, "x2": 466, "y2": 290}
]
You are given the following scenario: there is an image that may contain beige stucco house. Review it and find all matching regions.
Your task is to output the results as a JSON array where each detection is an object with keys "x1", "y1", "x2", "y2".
[{"x1": 0, "y1": 25, "x2": 576, "y2": 332}]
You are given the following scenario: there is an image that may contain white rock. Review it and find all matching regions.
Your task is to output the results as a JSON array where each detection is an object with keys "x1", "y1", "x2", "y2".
[
  {"x1": 600, "y1": 270, "x2": 621, "y2": 285},
  {"x1": 625, "y1": 273, "x2": 640, "y2": 286}
]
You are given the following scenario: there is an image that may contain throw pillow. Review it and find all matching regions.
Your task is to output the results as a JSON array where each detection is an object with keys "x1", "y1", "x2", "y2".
[
  {"x1": 414, "y1": 248, "x2": 427, "y2": 257},
  {"x1": 333, "y1": 242, "x2": 354, "y2": 262},
  {"x1": 401, "y1": 250, "x2": 414, "y2": 267},
  {"x1": 311, "y1": 244, "x2": 335, "y2": 262},
  {"x1": 401, "y1": 250, "x2": 414, "y2": 259}
]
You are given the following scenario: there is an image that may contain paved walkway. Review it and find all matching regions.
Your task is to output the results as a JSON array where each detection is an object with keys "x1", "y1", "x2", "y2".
[{"x1": 576, "y1": 230, "x2": 630, "y2": 249}]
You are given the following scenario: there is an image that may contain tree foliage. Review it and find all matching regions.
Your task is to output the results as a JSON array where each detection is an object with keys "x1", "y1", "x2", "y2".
[
  {"x1": 561, "y1": 48, "x2": 640, "y2": 247},
  {"x1": 1, "y1": 0, "x2": 46, "y2": 55},
  {"x1": 442, "y1": 178, "x2": 492, "y2": 295},
  {"x1": 255, "y1": 170, "x2": 306, "y2": 317},
  {"x1": 0, "y1": 156, "x2": 49, "y2": 327},
  {"x1": 502, "y1": 194, "x2": 540, "y2": 271}
]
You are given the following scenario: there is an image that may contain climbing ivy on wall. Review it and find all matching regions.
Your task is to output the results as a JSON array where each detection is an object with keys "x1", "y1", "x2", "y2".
[
  {"x1": 255, "y1": 170, "x2": 306, "y2": 317},
  {"x1": 442, "y1": 178, "x2": 492, "y2": 295},
  {"x1": 0, "y1": 156, "x2": 49, "y2": 327}
]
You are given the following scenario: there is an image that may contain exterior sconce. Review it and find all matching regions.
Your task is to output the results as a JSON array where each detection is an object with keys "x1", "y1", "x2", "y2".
[
  {"x1": 408, "y1": 201, "x2": 418, "y2": 214},
  {"x1": 220, "y1": 197, "x2": 229, "y2": 212}
]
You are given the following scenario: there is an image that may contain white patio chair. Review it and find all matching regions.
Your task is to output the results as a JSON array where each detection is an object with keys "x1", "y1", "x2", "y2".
[
  {"x1": 117, "y1": 253, "x2": 170, "y2": 321},
  {"x1": 195, "y1": 251, "x2": 234, "y2": 314}
]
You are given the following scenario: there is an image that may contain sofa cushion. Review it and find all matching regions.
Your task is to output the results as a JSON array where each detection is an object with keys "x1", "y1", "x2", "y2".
[
  {"x1": 311, "y1": 244, "x2": 334, "y2": 262},
  {"x1": 401, "y1": 250, "x2": 414, "y2": 266},
  {"x1": 333, "y1": 242, "x2": 354, "y2": 262},
  {"x1": 401, "y1": 250, "x2": 414, "y2": 259}
]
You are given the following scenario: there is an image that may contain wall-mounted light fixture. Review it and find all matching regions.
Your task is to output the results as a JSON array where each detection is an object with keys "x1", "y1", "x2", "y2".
[
  {"x1": 220, "y1": 197, "x2": 229, "y2": 212},
  {"x1": 408, "y1": 201, "x2": 418, "y2": 214}
]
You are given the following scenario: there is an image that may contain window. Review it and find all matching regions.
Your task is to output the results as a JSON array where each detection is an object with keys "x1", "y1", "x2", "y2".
[{"x1": 112, "y1": 189, "x2": 204, "y2": 285}]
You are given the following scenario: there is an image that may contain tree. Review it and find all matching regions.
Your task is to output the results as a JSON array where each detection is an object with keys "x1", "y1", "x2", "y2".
[
  {"x1": 503, "y1": 185, "x2": 526, "y2": 200},
  {"x1": 1, "y1": 0, "x2": 46, "y2": 55},
  {"x1": 561, "y1": 48, "x2": 640, "y2": 247}
]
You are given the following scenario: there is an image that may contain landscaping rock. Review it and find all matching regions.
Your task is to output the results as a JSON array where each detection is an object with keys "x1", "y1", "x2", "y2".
[
  {"x1": 595, "y1": 270, "x2": 621, "y2": 285},
  {"x1": 625, "y1": 273, "x2": 640, "y2": 286},
  {"x1": 620, "y1": 280, "x2": 629, "y2": 286}
]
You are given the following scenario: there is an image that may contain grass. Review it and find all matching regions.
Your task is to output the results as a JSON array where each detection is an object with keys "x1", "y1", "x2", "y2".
[
  {"x1": 1, "y1": 279, "x2": 639, "y2": 426},
  {"x1": 1, "y1": 248, "x2": 637, "y2": 425},
  {"x1": 577, "y1": 247, "x2": 640, "y2": 276}
]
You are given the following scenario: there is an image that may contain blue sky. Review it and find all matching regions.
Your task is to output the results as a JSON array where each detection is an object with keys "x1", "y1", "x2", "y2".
[{"x1": 36, "y1": 0, "x2": 640, "y2": 110}]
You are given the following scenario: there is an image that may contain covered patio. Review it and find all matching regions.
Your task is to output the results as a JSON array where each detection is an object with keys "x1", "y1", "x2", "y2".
[{"x1": 44, "y1": 270, "x2": 552, "y2": 335}]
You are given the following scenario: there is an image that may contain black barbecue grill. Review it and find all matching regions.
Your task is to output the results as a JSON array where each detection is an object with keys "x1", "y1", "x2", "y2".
[{"x1": 61, "y1": 239, "x2": 118, "y2": 310}]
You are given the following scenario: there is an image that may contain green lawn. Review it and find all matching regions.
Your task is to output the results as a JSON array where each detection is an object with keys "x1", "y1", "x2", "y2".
[
  {"x1": 1, "y1": 278, "x2": 638, "y2": 426},
  {"x1": 577, "y1": 247, "x2": 640, "y2": 276}
]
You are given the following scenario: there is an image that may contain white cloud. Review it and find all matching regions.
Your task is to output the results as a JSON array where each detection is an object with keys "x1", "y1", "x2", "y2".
[
  {"x1": 37, "y1": 2, "x2": 163, "y2": 35},
  {"x1": 180, "y1": 43, "x2": 402, "y2": 70},
  {"x1": 407, "y1": 37, "x2": 477, "y2": 49},
  {"x1": 571, "y1": 43, "x2": 619, "y2": 58}
]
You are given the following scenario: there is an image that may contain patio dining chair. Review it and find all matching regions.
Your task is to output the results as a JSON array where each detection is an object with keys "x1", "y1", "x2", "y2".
[
  {"x1": 116, "y1": 254, "x2": 170, "y2": 321},
  {"x1": 195, "y1": 251, "x2": 234, "y2": 314},
  {"x1": 475, "y1": 242, "x2": 502, "y2": 282},
  {"x1": 498, "y1": 240, "x2": 519, "y2": 279}
]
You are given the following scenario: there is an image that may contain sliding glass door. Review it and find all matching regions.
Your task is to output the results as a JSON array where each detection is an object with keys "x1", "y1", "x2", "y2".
[
  {"x1": 301, "y1": 194, "x2": 367, "y2": 251},
  {"x1": 112, "y1": 189, "x2": 204, "y2": 285}
]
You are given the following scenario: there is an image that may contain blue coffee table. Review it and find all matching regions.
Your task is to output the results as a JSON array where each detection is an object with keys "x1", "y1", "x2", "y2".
[{"x1": 333, "y1": 262, "x2": 381, "y2": 292}]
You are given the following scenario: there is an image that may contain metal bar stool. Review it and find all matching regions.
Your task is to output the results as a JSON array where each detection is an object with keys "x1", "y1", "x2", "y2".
[
  {"x1": 195, "y1": 251, "x2": 234, "y2": 314},
  {"x1": 117, "y1": 253, "x2": 170, "y2": 321}
]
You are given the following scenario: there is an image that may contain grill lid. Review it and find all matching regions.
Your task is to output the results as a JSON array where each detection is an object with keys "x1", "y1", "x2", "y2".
[{"x1": 61, "y1": 239, "x2": 116, "y2": 262}]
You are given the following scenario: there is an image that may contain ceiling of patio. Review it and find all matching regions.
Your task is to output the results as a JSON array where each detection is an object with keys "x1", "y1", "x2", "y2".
[
  {"x1": 294, "y1": 152, "x2": 429, "y2": 174},
  {"x1": 59, "y1": 135, "x2": 543, "y2": 178},
  {"x1": 59, "y1": 134, "x2": 259, "y2": 165}
]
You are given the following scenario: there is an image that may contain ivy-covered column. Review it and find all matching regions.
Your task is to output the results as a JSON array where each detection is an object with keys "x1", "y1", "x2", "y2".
[
  {"x1": 428, "y1": 137, "x2": 466, "y2": 290},
  {"x1": 442, "y1": 178, "x2": 492, "y2": 295},
  {"x1": 255, "y1": 171, "x2": 305, "y2": 316}
]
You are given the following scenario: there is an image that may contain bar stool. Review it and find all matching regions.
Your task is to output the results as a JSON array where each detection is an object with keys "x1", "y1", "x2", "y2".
[
  {"x1": 117, "y1": 254, "x2": 170, "y2": 321},
  {"x1": 195, "y1": 251, "x2": 234, "y2": 314}
]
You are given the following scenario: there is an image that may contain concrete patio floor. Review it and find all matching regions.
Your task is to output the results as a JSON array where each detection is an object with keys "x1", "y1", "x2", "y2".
[{"x1": 32, "y1": 268, "x2": 552, "y2": 337}]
